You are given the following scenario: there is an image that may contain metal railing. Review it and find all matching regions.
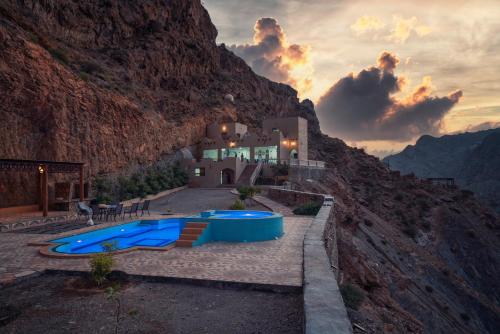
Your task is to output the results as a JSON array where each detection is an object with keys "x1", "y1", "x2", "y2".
[{"x1": 249, "y1": 160, "x2": 263, "y2": 186}]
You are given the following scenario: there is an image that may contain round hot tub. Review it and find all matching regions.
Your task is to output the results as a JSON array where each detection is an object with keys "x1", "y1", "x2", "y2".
[{"x1": 184, "y1": 210, "x2": 284, "y2": 244}]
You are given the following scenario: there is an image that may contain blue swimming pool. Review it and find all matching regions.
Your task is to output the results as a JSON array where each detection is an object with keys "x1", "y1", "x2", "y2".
[
  {"x1": 45, "y1": 210, "x2": 283, "y2": 256},
  {"x1": 50, "y1": 219, "x2": 183, "y2": 254}
]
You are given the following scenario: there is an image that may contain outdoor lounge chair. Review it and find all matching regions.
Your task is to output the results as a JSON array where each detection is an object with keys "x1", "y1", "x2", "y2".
[
  {"x1": 123, "y1": 202, "x2": 139, "y2": 218},
  {"x1": 106, "y1": 203, "x2": 123, "y2": 221},
  {"x1": 76, "y1": 201, "x2": 92, "y2": 221},
  {"x1": 140, "y1": 200, "x2": 151, "y2": 216}
]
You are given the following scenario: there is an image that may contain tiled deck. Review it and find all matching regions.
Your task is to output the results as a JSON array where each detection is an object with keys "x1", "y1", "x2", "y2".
[{"x1": 0, "y1": 210, "x2": 312, "y2": 287}]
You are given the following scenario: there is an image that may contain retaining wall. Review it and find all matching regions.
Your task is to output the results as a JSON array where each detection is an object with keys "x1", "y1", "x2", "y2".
[{"x1": 266, "y1": 188, "x2": 352, "y2": 333}]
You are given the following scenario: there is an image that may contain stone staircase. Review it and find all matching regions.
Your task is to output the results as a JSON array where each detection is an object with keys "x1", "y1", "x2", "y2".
[
  {"x1": 236, "y1": 164, "x2": 259, "y2": 186},
  {"x1": 176, "y1": 222, "x2": 209, "y2": 247}
]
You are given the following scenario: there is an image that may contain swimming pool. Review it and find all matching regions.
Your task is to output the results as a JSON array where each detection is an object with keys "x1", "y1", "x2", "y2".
[
  {"x1": 49, "y1": 219, "x2": 184, "y2": 255},
  {"x1": 40, "y1": 210, "x2": 283, "y2": 257}
]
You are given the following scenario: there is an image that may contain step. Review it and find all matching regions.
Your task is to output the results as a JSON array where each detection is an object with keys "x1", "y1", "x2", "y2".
[
  {"x1": 186, "y1": 222, "x2": 208, "y2": 228},
  {"x1": 182, "y1": 227, "x2": 204, "y2": 235},
  {"x1": 176, "y1": 240, "x2": 193, "y2": 247},
  {"x1": 179, "y1": 233, "x2": 199, "y2": 241}
]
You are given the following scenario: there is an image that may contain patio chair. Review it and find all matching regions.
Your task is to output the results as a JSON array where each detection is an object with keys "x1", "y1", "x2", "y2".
[
  {"x1": 140, "y1": 200, "x2": 151, "y2": 216},
  {"x1": 76, "y1": 201, "x2": 92, "y2": 221},
  {"x1": 123, "y1": 202, "x2": 139, "y2": 218},
  {"x1": 106, "y1": 203, "x2": 123, "y2": 221},
  {"x1": 90, "y1": 204, "x2": 106, "y2": 221}
]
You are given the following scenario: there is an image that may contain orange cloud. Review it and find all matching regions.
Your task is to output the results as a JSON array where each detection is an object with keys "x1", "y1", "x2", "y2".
[
  {"x1": 229, "y1": 18, "x2": 313, "y2": 97},
  {"x1": 351, "y1": 15, "x2": 385, "y2": 35}
]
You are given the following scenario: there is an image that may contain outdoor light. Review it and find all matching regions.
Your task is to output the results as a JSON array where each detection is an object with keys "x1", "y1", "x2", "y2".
[
  {"x1": 291, "y1": 141, "x2": 297, "y2": 146},
  {"x1": 229, "y1": 141, "x2": 236, "y2": 147},
  {"x1": 222, "y1": 125, "x2": 227, "y2": 132},
  {"x1": 282, "y1": 140, "x2": 289, "y2": 146},
  {"x1": 38, "y1": 165, "x2": 44, "y2": 174}
]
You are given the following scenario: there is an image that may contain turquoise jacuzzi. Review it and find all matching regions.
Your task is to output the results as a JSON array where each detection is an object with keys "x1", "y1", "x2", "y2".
[{"x1": 185, "y1": 210, "x2": 284, "y2": 245}]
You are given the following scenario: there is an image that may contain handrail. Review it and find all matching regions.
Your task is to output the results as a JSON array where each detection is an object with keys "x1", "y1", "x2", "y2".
[{"x1": 249, "y1": 160, "x2": 263, "y2": 185}]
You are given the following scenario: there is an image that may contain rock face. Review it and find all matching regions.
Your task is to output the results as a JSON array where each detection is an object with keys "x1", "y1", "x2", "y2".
[
  {"x1": 383, "y1": 129, "x2": 500, "y2": 211},
  {"x1": 1, "y1": 1, "x2": 499, "y2": 333},
  {"x1": 302, "y1": 134, "x2": 500, "y2": 334},
  {"x1": 0, "y1": 0, "x2": 316, "y2": 206}
]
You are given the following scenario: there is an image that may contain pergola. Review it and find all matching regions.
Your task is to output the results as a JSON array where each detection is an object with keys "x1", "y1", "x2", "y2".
[{"x1": 0, "y1": 159, "x2": 85, "y2": 217}]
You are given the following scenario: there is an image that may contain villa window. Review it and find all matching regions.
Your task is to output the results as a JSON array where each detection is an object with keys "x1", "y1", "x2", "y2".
[
  {"x1": 203, "y1": 149, "x2": 218, "y2": 161},
  {"x1": 225, "y1": 147, "x2": 250, "y2": 161},
  {"x1": 194, "y1": 168, "x2": 205, "y2": 177},
  {"x1": 255, "y1": 146, "x2": 278, "y2": 164}
]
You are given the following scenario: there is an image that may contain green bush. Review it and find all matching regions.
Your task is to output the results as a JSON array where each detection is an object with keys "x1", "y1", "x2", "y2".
[
  {"x1": 293, "y1": 201, "x2": 322, "y2": 215},
  {"x1": 237, "y1": 186, "x2": 259, "y2": 201},
  {"x1": 340, "y1": 283, "x2": 365, "y2": 310},
  {"x1": 90, "y1": 254, "x2": 114, "y2": 286},
  {"x1": 93, "y1": 164, "x2": 188, "y2": 203},
  {"x1": 230, "y1": 199, "x2": 246, "y2": 210}
]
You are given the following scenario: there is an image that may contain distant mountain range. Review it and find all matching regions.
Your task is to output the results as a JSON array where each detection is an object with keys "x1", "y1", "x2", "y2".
[{"x1": 384, "y1": 128, "x2": 500, "y2": 211}]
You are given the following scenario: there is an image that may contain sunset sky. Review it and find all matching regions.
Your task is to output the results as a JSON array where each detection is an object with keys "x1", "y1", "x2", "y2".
[{"x1": 204, "y1": 0, "x2": 500, "y2": 156}]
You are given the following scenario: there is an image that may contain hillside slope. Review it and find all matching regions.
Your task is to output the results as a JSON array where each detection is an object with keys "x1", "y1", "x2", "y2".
[
  {"x1": 383, "y1": 129, "x2": 500, "y2": 211},
  {"x1": 303, "y1": 134, "x2": 500, "y2": 333}
]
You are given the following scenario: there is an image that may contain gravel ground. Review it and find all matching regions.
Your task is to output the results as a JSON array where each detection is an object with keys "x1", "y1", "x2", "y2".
[{"x1": 0, "y1": 273, "x2": 303, "y2": 334}]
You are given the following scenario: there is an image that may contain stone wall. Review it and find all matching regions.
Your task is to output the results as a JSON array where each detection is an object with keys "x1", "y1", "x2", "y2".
[{"x1": 266, "y1": 188, "x2": 324, "y2": 207}]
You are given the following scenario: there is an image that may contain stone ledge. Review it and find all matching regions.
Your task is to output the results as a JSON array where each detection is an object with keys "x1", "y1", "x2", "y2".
[{"x1": 304, "y1": 204, "x2": 352, "y2": 334}]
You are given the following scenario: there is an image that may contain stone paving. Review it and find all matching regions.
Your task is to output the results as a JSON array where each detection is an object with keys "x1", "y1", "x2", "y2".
[{"x1": 0, "y1": 190, "x2": 312, "y2": 287}]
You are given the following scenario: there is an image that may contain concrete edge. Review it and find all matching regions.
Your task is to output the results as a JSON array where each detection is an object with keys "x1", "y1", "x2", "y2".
[{"x1": 303, "y1": 203, "x2": 352, "y2": 333}]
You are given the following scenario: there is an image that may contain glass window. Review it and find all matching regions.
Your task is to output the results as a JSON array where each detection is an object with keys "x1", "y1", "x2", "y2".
[
  {"x1": 203, "y1": 149, "x2": 218, "y2": 161},
  {"x1": 194, "y1": 168, "x2": 205, "y2": 176},
  {"x1": 224, "y1": 147, "x2": 250, "y2": 161},
  {"x1": 255, "y1": 146, "x2": 278, "y2": 163}
]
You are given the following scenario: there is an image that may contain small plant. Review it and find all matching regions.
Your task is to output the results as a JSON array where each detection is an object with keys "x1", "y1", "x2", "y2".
[
  {"x1": 230, "y1": 199, "x2": 246, "y2": 210},
  {"x1": 340, "y1": 283, "x2": 365, "y2": 310},
  {"x1": 293, "y1": 201, "x2": 322, "y2": 215},
  {"x1": 89, "y1": 242, "x2": 116, "y2": 286},
  {"x1": 49, "y1": 48, "x2": 69, "y2": 64}
]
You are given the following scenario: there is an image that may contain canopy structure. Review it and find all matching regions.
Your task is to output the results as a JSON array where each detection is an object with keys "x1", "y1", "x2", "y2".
[{"x1": 0, "y1": 159, "x2": 85, "y2": 216}]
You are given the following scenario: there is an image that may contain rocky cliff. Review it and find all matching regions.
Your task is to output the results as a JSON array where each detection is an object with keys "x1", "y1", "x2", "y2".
[
  {"x1": 0, "y1": 0, "x2": 316, "y2": 206},
  {"x1": 383, "y1": 129, "x2": 500, "y2": 212},
  {"x1": 0, "y1": 1, "x2": 499, "y2": 333},
  {"x1": 302, "y1": 133, "x2": 500, "y2": 333}
]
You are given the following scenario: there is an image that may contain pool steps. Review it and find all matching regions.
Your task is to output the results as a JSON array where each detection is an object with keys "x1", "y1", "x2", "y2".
[{"x1": 176, "y1": 222, "x2": 209, "y2": 247}]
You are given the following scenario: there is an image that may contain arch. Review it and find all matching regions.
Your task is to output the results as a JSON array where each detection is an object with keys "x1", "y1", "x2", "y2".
[
  {"x1": 221, "y1": 168, "x2": 235, "y2": 185},
  {"x1": 290, "y1": 149, "x2": 298, "y2": 159}
]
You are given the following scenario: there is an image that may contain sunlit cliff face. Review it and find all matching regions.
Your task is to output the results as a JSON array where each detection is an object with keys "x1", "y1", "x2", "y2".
[{"x1": 205, "y1": 0, "x2": 500, "y2": 155}]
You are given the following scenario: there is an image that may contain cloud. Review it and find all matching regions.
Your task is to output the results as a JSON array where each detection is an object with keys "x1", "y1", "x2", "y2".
[
  {"x1": 350, "y1": 15, "x2": 385, "y2": 35},
  {"x1": 387, "y1": 16, "x2": 432, "y2": 43},
  {"x1": 462, "y1": 121, "x2": 500, "y2": 132},
  {"x1": 317, "y1": 51, "x2": 463, "y2": 141},
  {"x1": 228, "y1": 18, "x2": 313, "y2": 97}
]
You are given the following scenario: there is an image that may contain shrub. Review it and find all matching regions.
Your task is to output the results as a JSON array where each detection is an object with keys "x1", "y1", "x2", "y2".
[
  {"x1": 230, "y1": 199, "x2": 245, "y2": 210},
  {"x1": 80, "y1": 60, "x2": 103, "y2": 74},
  {"x1": 293, "y1": 201, "x2": 322, "y2": 216},
  {"x1": 90, "y1": 253, "x2": 114, "y2": 286},
  {"x1": 49, "y1": 48, "x2": 69, "y2": 64},
  {"x1": 340, "y1": 283, "x2": 365, "y2": 310},
  {"x1": 237, "y1": 186, "x2": 259, "y2": 201}
]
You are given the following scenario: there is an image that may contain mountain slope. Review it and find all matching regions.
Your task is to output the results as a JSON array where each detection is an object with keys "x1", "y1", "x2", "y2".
[
  {"x1": 383, "y1": 129, "x2": 500, "y2": 211},
  {"x1": 0, "y1": 0, "x2": 316, "y2": 207}
]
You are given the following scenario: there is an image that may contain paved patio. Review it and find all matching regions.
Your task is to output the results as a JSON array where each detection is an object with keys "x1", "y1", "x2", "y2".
[{"x1": 0, "y1": 190, "x2": 312, "y2": 287}]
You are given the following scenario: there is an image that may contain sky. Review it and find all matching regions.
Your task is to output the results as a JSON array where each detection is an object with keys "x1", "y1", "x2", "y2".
[{"x1": 203, "y1": 0, "x2": 500, "y2": 157}]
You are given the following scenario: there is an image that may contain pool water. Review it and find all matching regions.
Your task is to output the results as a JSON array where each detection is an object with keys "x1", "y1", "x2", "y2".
[
  {"x1": 199, "y1": 211, "x2": 275, "y2": 219},
  {"x1": 50, "y1": 219, "x2": 183, "y2": 254}
]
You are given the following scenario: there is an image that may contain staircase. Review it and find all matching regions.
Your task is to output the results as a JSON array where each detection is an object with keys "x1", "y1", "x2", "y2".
[
  {"x1": 176, "y1": 222, "x2": 209, "y2": 247},
  {"x1": 237, "y1": 162, "x2": 262, "y2": 186}
]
